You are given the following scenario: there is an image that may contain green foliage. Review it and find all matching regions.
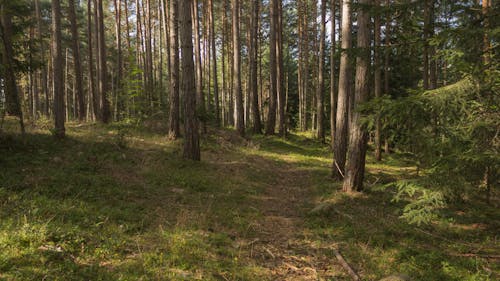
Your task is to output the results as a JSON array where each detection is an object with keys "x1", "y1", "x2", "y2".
[{"x1": 389, "y1": 180, "x2": 446, "y2": 226}]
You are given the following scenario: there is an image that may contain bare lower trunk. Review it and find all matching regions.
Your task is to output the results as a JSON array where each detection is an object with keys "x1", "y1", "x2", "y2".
[
  {"x1": 168, "y1": 0, "x2": 180, "y2": 138},
  {"x1": 250, "y1": 0, "x2": 261, "y2": 133},
  {"x1": 333, "y1": 0, "x2": 351, "y2": 180},
  {"x1": 69, "y1": 0, "x2": 85, "y2": 121},
  {"x1": 51, "y1": 0, "x2": 64, "y2": 137},
  {"x1": 266, "y1": 0, "x2": 278, "y2": 135},
  {"x1": 232, "y1": 0, "x2": 244, "y2": 136},
  {"x1": 97, "y1": 0, "x2": 110, "y2": 123},
  {"x1": 316, "y1": 0, "x2": 327, "y2": 142},
  {"x1": 330, "y1": 0, "x2": 337, "y2": 148},
  {"x1": 343, "y1": 0, "x2": 370, "y2": 192},
  {"x1": 180, "y1": 0, "x2": 200, "y2": 160},
  {"x1": 374, "y1": 0, "x2": 382, "y2": 161}
]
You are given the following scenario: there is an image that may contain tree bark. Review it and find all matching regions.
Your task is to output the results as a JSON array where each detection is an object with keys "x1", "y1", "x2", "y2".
[
  {"x1": 87, "y1": 0, "x2": 98, "y2": 121},
  {"x1": 113, "y1": 0, "x2": 123, "y2": 120},
  {"x1": 51, "y1": 0, "x2": 64, "y2": 137},
  {"x1": 332, "y1": 0, "x2": 351, "y2": 180},
  {"x1": 277, "y1": 1, "x2": 285, "y2": 136},
  {"x1": 423, "y1": 0, "x2": 430, "y2": 90},
  {"x1": 209, "y1": 0, "x2": 220, "y2": 127},
  {"x1": 316, "y1": 0, "x2": 327, "y2": 142},
  {"x1": 68, "y1": 0, "x2": 85, "y2": 121},
  {"x1": 250, "y1": 0, "x2": 262, "y2": 133},
  {"x1": 35, "y1": 0, "x2": 49, "y2": 117},
  {"x1": 330, "y1": 0, "x2": 337, "y2": 148},
  {"x1": 193, "y1": 0, "x2": 204, "y2": 123},
  {"x1": 384, "y1": 0, "x2": 391, "y2": 154},
  {"x1": 374, "y1": 0, "x2": 382, "y2": 161},
  {"x1": 168, "y1": 0, "x2": 180, "y2": 138},
  {"x1": 97, "y1": 0, "x2": 110, "y2": 123},
  {"x1": 232, "y1": 0, "x2": 244, "y2": 136},
  {"x1": 343, "y1": 0, "x2": 371, "y2": 192},
  {"x1": 266, "y1": 0, "x2": 278, "y2": 135},
  {"x1": 180, "y1": 0, "x2": 201, "y2": 160},
  {"x1": 0, "y1": 4, "x2": 24, "y2": 133}
]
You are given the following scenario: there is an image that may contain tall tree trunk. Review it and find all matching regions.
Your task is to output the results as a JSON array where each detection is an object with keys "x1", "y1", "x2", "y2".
[
  {"x1": 221, "y1": 1, "x2": 227, "y2": 126},
  {"x1": 113, "y1": 0, "x2": 123, "y2": 120},
  {"x1": 330, "y1": 0, "x2": 336, "y2": 148},
  {"x1": 266, "y1": 0, "x2": 278, "y2": 135},
  {"x1": 316, "y1": 0, "x2": 327, "y2": 141},
  {"x1": 232, "y1": 0, "x2": 244, "y2": 136},
  {"x1": 179, "y1": 0, "x2": 201, "y2": 160},
  {"x1": 384, "y1": 0, "x2": 391, "y2": 154},
  {"x1": 0, "y1": 5, "x2": 25, "y2": 133},
  {"x1": 343, "y1": 0, "x2": 371, "y2": 192},
  {"x1": 428, "y1": 0, "x2": 436, "y2": 89},
  {"x1": 68, "y1": 0, "x2": 85, "y2": 121},
  {"x1": 168, "y1": 0, "x2": 180, "y2": 138},
  {"x1": 277, "y1": 1, "x2": 285, "y2": 136},
  {"x1": 209, "y1": 0, "x2": 220, "y2": 127},
  {"x1": 29, "y1": 21, "x2": 38, "y2": 120},
  {"x1": 51, "y1": 0, "x2": 64, "y2": 137},
  {"x1": 423, "y1": 0, "x2": 430, "y2": 90},
  {"x1": 88, "y1": 0, "x2": 98, "y2": 121},
  {"x1": 250, "y1": 0, "x2": 261, "y2": 133},
  {"x1": 193, "y1": 0, "x2": 204, "y2": 121},
  {"x1": 97, "y1": 0, "x2": 110, "y2": 123},
  {"x1": 35, "y1": 0, "x2": 49, "y2": 117},
  {"x1": 332, "y1": 0, "x2": 351, "y2": 180},
  {"x1": 374, "y1": 0, "x2": 382, "y2": 161}
]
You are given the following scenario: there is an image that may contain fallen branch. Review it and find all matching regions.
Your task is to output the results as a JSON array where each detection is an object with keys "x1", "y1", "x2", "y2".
[
  {"x1": 331, "y1": 248, "x2": 361, "y2": 281},
  {"x1": 334, "y1": 161, "x2": 345, "y2": 178}
]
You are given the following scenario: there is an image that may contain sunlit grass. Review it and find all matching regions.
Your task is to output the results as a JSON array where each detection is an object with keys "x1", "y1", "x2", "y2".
[{"x1": 0, "y1": 118, "x2": 498, "y2": 280}]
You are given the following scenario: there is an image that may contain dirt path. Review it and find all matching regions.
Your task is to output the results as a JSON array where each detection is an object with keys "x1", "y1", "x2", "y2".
[{"x1": 240, "y1": 156, "x2": 343, "y2": 280}]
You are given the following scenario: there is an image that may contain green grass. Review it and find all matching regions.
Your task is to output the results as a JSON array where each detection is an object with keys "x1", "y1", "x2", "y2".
[{"x1": 0, "y1": 119, "x2": 498, "y2": 280}]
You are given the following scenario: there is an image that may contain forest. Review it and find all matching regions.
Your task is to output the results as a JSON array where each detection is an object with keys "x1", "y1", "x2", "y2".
[{"x1": 0, "y1": 0, "x2": 498, "y2": 280}]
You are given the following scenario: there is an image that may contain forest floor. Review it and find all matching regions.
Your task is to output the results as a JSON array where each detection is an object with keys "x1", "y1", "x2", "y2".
[{"x1": 0, "y1": 118, "x2": 499, "y2": 281}]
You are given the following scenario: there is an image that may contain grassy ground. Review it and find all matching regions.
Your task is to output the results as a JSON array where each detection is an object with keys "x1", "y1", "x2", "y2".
[{"x1": 0, "y1": 119, "x2": 498, "y2": 280}]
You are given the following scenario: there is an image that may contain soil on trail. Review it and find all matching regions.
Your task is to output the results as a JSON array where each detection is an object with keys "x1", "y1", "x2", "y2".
[{"x1": 209, "y1": 144, "x2": 347, "y2": 280}]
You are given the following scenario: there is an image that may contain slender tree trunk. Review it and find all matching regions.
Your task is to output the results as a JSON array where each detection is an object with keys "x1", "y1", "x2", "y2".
[
  {"x1": 179, "y1": 0, "x2": 200, "y2": 160},
  {"x1": 330, "y1": 0, "x2": 336, "y2": 148},
  {"x1": 374, "y1": 0, "x2": 382, "y2": 161},
  {"x1": 428, "y1": 0, "x2": 436, "y2": 89},
  {"x1": 168, "y1": 0, "x2": 180, "y2": 138},
  {"x1": 35, "y1": 0, "x2": 49, "y2": 117},
  {"x1": 343, "y1": 0, "x2": 370, "y2": 192},
  {"x1": 316, "y1": 0, "x2": 327, "y2": 141},
  {"x1": 97, "y1": 0, "x2": 110, "y2": 123},
  {"x1": 250, "y1": 0, "x2": 261, "y2": 133},
  {"x1": 333, "y1": 0, "x2": 351, "y2": 180},
  {"x1": 29, "y1": 22, "x2": 38, "y2": 120},
  {"x1": 277, "y1": 1, "x2": 285, "y2": 136},
  {"x1": 51, "y1": 0, "x2": 64, "y2": 137},
  {"x1": 221, "y1": 2, "x2": 227, "y2": 126},
  {"x1": 209, "y1": 0, "x2": 220, "y2": 127},
  {"x1": 266, "y1": 0, "x2": 278, "y2": 135},
  {"x1": 423, "y1": 0, "x2": 430, "y2": 90},
  {"x1": 68, "y1": 0, "x2": 85, "y2": 121},
  {"x1": 384, "y1": 0, "x2": 391, "y2": 154},
  {"x1": 88, "y1": 0, "x2": 98, "y2": 121},
  {"x1": 65, "y1": 48, "x2": 69, "y2": 121},
  {"x1": 193, "y1": 0, "x2": 204, "y2": 120},
  {"x1": 232, "y1": 0, "x2": 244, "y2": 136},
  {"x1": 113, "y1": 0, "x2": 123, "y2": 120}
]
